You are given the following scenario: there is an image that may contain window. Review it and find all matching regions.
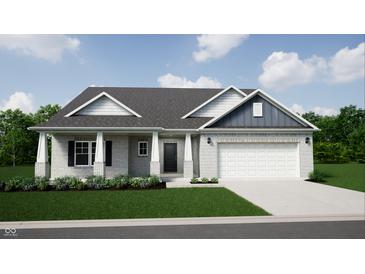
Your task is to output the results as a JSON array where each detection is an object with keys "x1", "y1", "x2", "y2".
[
  {"x1": 253, "y1": 102, "x2": 263, "y2": 117},
  {"x1": 75, "y1": 141, "x2": 90, "y2": 166},
  {"x1": 138, "y1": 141, "x2": 148, "y2": 156},
  {"x1": 75, "y1": 141, "x2": 103, "y2": 166}
]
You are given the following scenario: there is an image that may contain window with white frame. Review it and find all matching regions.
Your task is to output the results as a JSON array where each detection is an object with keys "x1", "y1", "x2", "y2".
[
  {"x1": 253, "y1": 102, "x2": 263, "y2": 117},
  {"x1": 75, "y1": 141, "x2": 103, "y2": 166},
  {"x1": 138, "y1": 141, "x2": 148, "y2": 156}
]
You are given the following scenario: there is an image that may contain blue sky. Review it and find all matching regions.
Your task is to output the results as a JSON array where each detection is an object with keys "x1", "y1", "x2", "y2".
[{"x1": 0, "y1": 34, "x2": 363, "y2": 115}]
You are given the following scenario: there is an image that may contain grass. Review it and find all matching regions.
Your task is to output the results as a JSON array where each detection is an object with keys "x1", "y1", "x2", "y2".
[
  {"x1": 0, "y1": 188, "x2": 269, "y2": 221},
  {"x1": 314, "y1": 163, "x2": 365, "y2": 192},
  {"x1": 0, "y1": 165, "x2": 34, "y2": 182}
]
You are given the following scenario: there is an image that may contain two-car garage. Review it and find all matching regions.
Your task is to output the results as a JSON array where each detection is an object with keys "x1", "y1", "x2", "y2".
[{"x1": 218, "y1": 143, "x2": 299, "y2": 177}]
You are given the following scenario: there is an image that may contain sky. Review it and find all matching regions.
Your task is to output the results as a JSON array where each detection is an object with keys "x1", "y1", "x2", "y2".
[{"x1": 0, "y1": 34, "x2": 364, "y2": 115}]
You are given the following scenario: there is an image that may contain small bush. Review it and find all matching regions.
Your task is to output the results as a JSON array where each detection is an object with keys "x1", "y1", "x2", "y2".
[
  {"x1": 22, "y1": 177, "x2": 37, "y2": 191},
  {"x1": 201, "y1": 177, "x2": 209, "y2": 183},
  {"x1": 130, "y1": 177, "x2": 144, "y2": 188},
  {"x1": 191, "y1": 177, "x2": 200, "y2": 183},
  {"x1": 67, "y1": 177, "x2": 84, "y2": 190},
  {"x1": 86, "y1": 175, "x2": 106, "y2": 190},
  {"x1": 108, "y1": 175, "x2": 130, "y2": 189},
  {"x1": 0, "y1": 181, "x2": 5, "y2": 191},
  {"x1": 54, "y1": 176, "x2": 71, "y2": 191},
  {"x1": 148, "y1": 175, "x2": 160, "y2": 186},
  {"x1": 210, "y1": 177, "x2": 219, "y2": 183},
  {"x1": 4, "y1": 176, "x2": 24, "y2": 192},
  {"x1": 35, "y1": 176, "x2": 49, "y2": 191},
  {"x1": 308, "y1": 170, "x2": 329, "y2": 183}
]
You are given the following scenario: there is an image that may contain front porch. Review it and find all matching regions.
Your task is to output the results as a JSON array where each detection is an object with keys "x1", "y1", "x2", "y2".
[{"x1": 34, "y1": 131, "x2": 200, "y2": 180}]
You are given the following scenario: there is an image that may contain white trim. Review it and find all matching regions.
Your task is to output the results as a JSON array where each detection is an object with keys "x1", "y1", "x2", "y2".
[
  {"x1": 180, "y1": 85, "x2": 247, "y2": 119},
  {"x1": 200, "y1": 128, "x2": 318, "y2": 132},
  {"x1": 137, "y1": 141, "x2": 149, "y2": 157},
  {"x1": 64, "y1": 91, "x2": 142, "y2": 118},
  {"x1": 198, "y1": 89, "x2": 319, "y2": 130},
  {"x1": 74, "y1": 140, "x2": 106, "y2": 167}
]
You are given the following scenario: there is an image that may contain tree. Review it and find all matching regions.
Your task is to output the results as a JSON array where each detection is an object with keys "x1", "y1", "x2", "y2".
[
  {"x1": 0, "y1": 109, "x2": 35, "y2": 166},
  {"x1": 32, "y1": 104, "x2": 61, "y2": 124}
]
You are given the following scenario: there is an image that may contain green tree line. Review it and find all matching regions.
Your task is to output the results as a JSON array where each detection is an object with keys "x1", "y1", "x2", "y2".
[
  {"x1": 0, "y1": 104, "x2": 364, "y2": 166},
  {"x1": 302, "y1": 105, "x2": 365, "y2": 163},
  {"x1": 0, "y1": 105, "x2": 61, "y2": 166}
]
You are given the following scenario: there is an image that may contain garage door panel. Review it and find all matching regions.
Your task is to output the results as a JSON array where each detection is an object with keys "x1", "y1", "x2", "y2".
[{"x1": 218, "y1": 143, "x2": 298, "y2": 177}]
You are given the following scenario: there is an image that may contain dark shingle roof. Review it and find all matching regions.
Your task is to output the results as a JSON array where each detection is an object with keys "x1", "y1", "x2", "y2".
[{"x1": 34, "y1": 87, "x2": 256, "y2": 129}]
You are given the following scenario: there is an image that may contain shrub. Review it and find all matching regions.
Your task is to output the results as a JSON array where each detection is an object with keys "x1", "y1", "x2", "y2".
[
  {"x1": 4, "y1": 176, "x2": 24, "y2": 191},
  {"x1": 65, "y1": 177, "x2": 84, "y2": 190},
  {"x1": 108, "y1": 175, "x2": 130, "y2": 189},
  {"x1": 201, "y1": 177, "x2": 209, "y2": 183},
  {"x1": 148, "y1": 175, "x2": 160, "y2": 186},
  {"x1": 0, "y1": 181, "x2": 5, "y2": 191},
  {"x1": 54, "y1": 176, "x2": 71, "y2": 191},
  {"x1": 210, "y1": 177, "x2": 219, "y2": 183},
  {"x1": 21, "y1": 177, "x2": 37, "y2": 191},
  {"x1": 35, "y1": 176, "x2": 49, "y2": 191},
  {"x1": 130, "y1": 177, "x2": 144, "y2": 188},
  {"x1": 86, "y1": 175, "x2": 106, "y2": 190},
  {"x1": 191, "y1": 177, "x2": 200, "y2": 183},
  {"x1": 308, "y1": 170, "x2": 329, "y2": 183}
]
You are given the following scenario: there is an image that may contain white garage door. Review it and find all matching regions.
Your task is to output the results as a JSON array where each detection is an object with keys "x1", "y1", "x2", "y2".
[{"x1": 218, "y1": 143, "x2": 299, "y2": 177}]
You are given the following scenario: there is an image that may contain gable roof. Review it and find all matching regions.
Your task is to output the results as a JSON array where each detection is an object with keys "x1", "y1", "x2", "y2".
[
  {"x1": 181, "y1": 85, "x2": 247, "y2": 119},
  {"x1": 64, "y1": 91, "x2": 142, "y2": 117},
  {"x1": 33, "y1": 86, "x2": 256, "y2": 130},
  {"x1": 199, "y1": 89, "x2": 319, "y2": 130}
]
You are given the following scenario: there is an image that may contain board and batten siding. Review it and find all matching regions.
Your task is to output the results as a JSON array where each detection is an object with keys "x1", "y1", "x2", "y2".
[
  {"x1": 209, "y1": 94, "x2": 306, "y2": 128},
  {"x1": 191, "y1": 89, "x2": 244, "y2": 118},
  {"x1": 76, "y1": 95, "x2": 134, "y2": 116}
]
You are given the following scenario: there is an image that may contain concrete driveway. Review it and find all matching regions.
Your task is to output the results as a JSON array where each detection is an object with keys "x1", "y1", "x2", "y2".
[{"x1": 222, "y1": 178, "x2": 365, "y2": 216}]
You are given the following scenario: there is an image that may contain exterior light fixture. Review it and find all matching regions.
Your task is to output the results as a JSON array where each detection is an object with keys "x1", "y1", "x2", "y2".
[
  {"x1": 305, "y1": 137, "x2": 310, "y2": 144},
  {"x1": 207, "y1": 137, "x2": 212, "y2": 144}
]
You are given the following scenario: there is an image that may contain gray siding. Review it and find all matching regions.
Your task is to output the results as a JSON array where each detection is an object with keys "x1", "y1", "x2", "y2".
[
  {"x1": 128, "y1": 136, "x2": 152, "y2": 176},
  {"x1": 209, "y1": 95, "x2": 306, "y2": 128}
]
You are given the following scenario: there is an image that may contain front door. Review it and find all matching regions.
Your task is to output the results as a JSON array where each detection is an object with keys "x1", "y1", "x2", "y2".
[{"x1": 164, "y1": 143, "x2": 177, "y2": 172}]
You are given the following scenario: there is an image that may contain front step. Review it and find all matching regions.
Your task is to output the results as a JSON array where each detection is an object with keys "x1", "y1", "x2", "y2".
[{"x1": 161, "y1": 177, "x2": 189, "y2": 182}]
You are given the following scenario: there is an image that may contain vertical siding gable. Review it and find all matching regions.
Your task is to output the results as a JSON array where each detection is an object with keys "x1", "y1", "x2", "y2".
[
  {"x1": 191, "y1": 88, "x2": 245, "y2": 118},
  {"x1": 76, "y1": 95, "x2": 134, "y2": 116},
  {"x1": 208, "y1": 94, "x2": 306, "y2": 128}
]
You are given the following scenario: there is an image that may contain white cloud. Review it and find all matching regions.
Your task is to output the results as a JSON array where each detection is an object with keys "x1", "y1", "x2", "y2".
[
  {"x1": 0, "y1": 34, "x2": 80, "y2": 63},
  {"x1": 258, "y1": 42, "x2": 364, "y2": 90},
  {"x1": 258, "y1": 52, "x2": 327, "y2": 90},
  {"x1": 158, "y1": 73, "x2": 222, "y2": 88},
  {"x1": 289, "y1": 103, "x2": 338, "y2": 116},
  {"x1": 0, "y1": 91, "x2": 34, "y2": 113},
  {"x1": 329, "y1": 42, "x2": 365, "y2": 83},
  {"x1": 193, "y1": 34, "x2": 249, "y2": 63},
  {"x1": 312, "y1": 106, "x2": 338, "y2": 116},
  {"x1": 289, "y1": 103, "x2": 306, "y2": 115}
]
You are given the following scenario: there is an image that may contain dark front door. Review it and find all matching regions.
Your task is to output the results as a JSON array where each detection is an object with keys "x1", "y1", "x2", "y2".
[{"x1": 164, "y1": 143, "x2": 177, "y2": 172}]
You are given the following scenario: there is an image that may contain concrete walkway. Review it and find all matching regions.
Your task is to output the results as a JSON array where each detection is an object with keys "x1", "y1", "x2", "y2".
[{"x1": 222, "y1": 178, "x2": 365, "y2": 216}]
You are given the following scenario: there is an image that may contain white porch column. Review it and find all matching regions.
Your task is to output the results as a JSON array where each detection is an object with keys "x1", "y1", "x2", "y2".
[
  {"x1": 184, "y1": 133, "x2": 194, "y2": 178},
  {"x1": 35, "y1": 132, "x2": 50, "y2": 178},
  {"x1": 150, "y1": 131, "x2": 160, "y2": 175},
  {"x1": 93, "y1": 131, "x2": 105, "y2": 177}
]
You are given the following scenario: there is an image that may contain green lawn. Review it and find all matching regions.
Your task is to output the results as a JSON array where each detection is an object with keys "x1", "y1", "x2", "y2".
[
  {"x1": 315, "y1": 163, "x2": 365, "y2": 192},
  {"x1": 0, "y1": 188, "x2": 269, "y2": 221},
  {"x1": 0, "y1": 165, "x2": 34, "y2": 182}
]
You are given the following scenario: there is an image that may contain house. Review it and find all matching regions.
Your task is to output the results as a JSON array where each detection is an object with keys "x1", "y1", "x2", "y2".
[{"x1": 30, "y1": 86, "x2": 318, "y2": 180}]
